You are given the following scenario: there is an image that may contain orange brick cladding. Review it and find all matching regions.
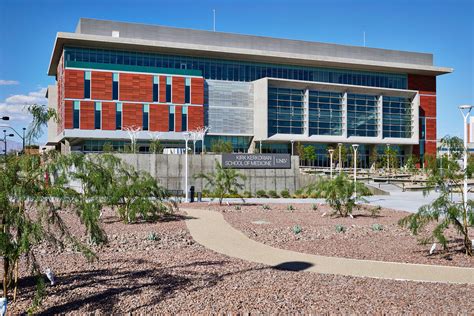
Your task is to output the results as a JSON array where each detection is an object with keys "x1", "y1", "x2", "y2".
[
  {"x1": 79, "y1": 101, "x2": 94, "y2": 130},
  {"x1": 122, "y1": 103, "x2": 142, "y2": 129},
  {"x1": 102, "y1": 102, "x2": 116, "y2": 130},
  {"x1": 150, "y1": 104, "x2": 168, "y2": 131},
  {"x1": 408, "y1": 74, "x2": 437, "y2": 158},
  {"x1": 172, "y1": 77, "x2": 185, "y2": 104},
  {"x1": 64, "y1": 69, "x2": 84, "y2": 99},
  {"x1": 159, "y1": 76, "x2": 167, "y2": 103},
  {"x1": 91, "y1": 71, "x2": 113, "y2": 100},
  {"x1": 64, "y1": 100, "x2": 74, "y2": 129},
  {"x1": 119, "y1": 73, "x2": 152, "y2": 102},
  {"x1": 175, "y1": 106, "x2": 182, "y2": 132},
  {"x1": 191, "y1": 78, "x2": 204, "y2": 104},
  {"x1": 188, "y1": 106, "x2": 204, "y2": 130}
]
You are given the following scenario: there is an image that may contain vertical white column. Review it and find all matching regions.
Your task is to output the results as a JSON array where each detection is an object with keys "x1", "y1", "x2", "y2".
[
  {"x1": 377, "y1": 95, "x2": 383, "y2": 140},
  {"x1": 342, "y1": 92, "x2": 348, "y2": 139},
  {"x1": 304, "y1": 89, "x2": 309, "y2": 137}
]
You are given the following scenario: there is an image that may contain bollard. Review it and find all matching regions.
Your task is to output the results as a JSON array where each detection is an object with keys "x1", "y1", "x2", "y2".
[
  {"x1": 197, "y1": 191, "x2": 202, "y2": 202},
  {"x1": 190, "y1": 186, "x2": 195, "y2": 203}
]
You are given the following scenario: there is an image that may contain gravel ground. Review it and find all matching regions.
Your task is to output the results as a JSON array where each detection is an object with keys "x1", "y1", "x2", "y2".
[
  {"x1": 6, "y1": 206, "x2": 474, "y2": 314},
  {"x1": 190, "y1": 202, "x2": 474, "y2": 268}
]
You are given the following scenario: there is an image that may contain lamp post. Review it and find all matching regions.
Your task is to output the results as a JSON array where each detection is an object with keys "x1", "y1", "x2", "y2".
[
  {"x1": 0, "y1": 125, "x2": 27, "y2": 153},
  {"x1": 459, "y1": 104, "x2": 473, "y2": 210},
  {"x1": 386, "y1": 144, "x2": 391, "y2": 183},
  {"x1": 1, "y1": 116, "x2": 9, "y2": 121},
  {"x1": 352, "y1": 144, "x2": 359, "y2": 199},
  {"x1": 328, "y1": 148, "x2": 334, "y2": 179},
  {"x1": 291, "y1": 140, "x2": 294, "y2": 156},
  {"x1": 338, "y1": 143, "x2": 342, "y2": 173},
  {"x1": 2, "y1": 130, "x2": 14, "y2": 157},
  {"x1": 183, "y1": 132, "x2": 191, "y2": 202},
  {"x1": 259, "y1": 140, "x2": 262, "y2": 154}
]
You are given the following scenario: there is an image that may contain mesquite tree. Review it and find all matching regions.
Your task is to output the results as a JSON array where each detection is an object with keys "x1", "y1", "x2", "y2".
[{"x1": 399, "y1": 155, "x2": 473, "y2": 256}]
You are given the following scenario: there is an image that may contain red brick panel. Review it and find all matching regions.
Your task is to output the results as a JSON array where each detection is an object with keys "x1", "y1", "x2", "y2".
[
  {"x1": 122, "y1": 103, "x2": 143, "y2": 129},
  {"x1": 408, "y1": 74, "x2": 436, "y2": 95},
  {"x1": 102, "y1": 102, "x2": 116, "y2": 130},
  {"x1": 80, "y1": 101, "x2": 95, "y2": 130},
  {"x1": 425, "y1": 141, "x2": 437, "y2": 156},
  {"x1": 64, "y1": 69, "x2": 84, "y2": 99},
  {"x1": 172, "y1": 76, "x2": 185, "y2": 104},
  {"x1": 91, "y1": 71, "x2": 113, "y2": 100},
  {"x1": 188, "y1": 106, "x2": 204, "y2": 131},
  {"x1": 419, "y1": 95, "x2": 436, "y2": 117},
  {"x1": 159, "y1": 76, "x2": 167, "y2": 103},
  {"x1": 119, "y1": 73, "x2": 152, "y2": 102},
  {"x1": 425, "y1": 118, "x2": 436, "y2": 141},
  {"x1": 191, "y1": 77, "x2": 204, "y2": 105},
  {"x1": 64, "y1": 100, "x2": 74, "y2": 129},
  {"x1": 150, "y1": 104, "x2": 169, "y2": 132},
  {"x1": 175, "y1": 106, "x2": 182, "y2": 132}
]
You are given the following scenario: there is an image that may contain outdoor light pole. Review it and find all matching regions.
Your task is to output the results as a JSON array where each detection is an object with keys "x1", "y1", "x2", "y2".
[
  {"x1": 0, "y1": 125, "x2": 27, "y2": 152},
  {"x1": 338, "y1": 143, "x2": 342, "y2": 173},
  {"x1": 352, "y1": 144, "x2": 359, "y2": 199},
  {"x1": 291, "y1": 140, "x2": 294, "y2": 156},
  {"x1": 459, "y1": 104, "x2": 473, "y2": 210},
  {"x1": 183, "y1": 132, "x2": 191, "y2": 202},
  {"x1": 328, "y1": 148, "x2": 334, "y2": 179},
  {"x1": 2, "y1": 130, "x2": 14, "y2": 158},
  {"x1": 386, "y1": 144, "x2": 391, "y2": 183}
]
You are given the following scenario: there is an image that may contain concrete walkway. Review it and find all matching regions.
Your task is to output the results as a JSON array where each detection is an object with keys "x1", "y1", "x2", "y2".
[{"x1": 184, "y1": 208, "x2": 474, "y2": 284}]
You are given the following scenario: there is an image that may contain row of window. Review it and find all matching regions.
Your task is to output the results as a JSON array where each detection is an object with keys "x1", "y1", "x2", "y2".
[
  {"x1": 71, "y1": 101, "x2": 188, "y2": 132},
  {"x1": 81, "y1": 71, "x2": 191, "y2": 103},
  {"x1": 64, "y1": 47, "x2": 408, "y2": 89}
]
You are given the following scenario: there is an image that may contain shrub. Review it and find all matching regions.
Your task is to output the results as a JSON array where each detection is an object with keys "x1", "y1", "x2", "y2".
[
  {"x1": 335, "y1": 224, "x2": 346, "y2": 233},
  {"x1": 280, "y1": 189, "x2": 290, "y2": 198},
  {"x1": 293, "y1": 225, "x2": 302, "y2": 234},
  {"x1": 147, "y1": 232, "x2": 160, "y2": 241},
  {"x1": 287, "y1": 205, "x2": 295, "y2": 211},
  {"x1": 243, "y1": 191, "x2": 252, "y2": 198},
  {"x1": 311, "y1": 204, "x2": 318, "y2": 211},
  {"x1": 268, "y1": 190, "x2": 279, "y2": 198},
  {"x1": 234, "y1": 205, "x2": 241, "y2": 211},
  {"x1": 262, "y1": 204, "x2": 271, "y2": 210},
  {"x1": 369, "y1": 205, "x2": 382, "y2": 217},
  {"x1": 210, "y1": 139, "x2": 233, "y2": 153},
  {"x1": 102, "y1": 142, "x2": 114, "y2": 152},
  {"x1": 372, "y1": 224, "x2": 383, "y2": 231},
  {"x1": 256, "y1": 190, "x2": 268, "y2": 198}
]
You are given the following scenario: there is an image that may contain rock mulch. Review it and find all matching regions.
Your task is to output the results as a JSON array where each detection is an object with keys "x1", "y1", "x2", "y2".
[
  {"x1": 7, "y1": 206, "x2": 474, "y2": 314},
  {"x1": 190, "y1": 202, "x2": 474, "y2": 268}
]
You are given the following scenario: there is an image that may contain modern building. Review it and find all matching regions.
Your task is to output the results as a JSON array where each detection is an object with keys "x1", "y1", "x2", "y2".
[{"x1": 46, "y1": 18, "x2": 451, "y2": 167}]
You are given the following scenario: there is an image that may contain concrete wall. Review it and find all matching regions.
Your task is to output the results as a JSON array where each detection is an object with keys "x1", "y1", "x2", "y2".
[{"x1": 114, "y1": 153, "x2": 310, "y2": 194}]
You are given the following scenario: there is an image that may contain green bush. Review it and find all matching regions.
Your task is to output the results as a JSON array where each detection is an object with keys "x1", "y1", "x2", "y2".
[
  {"x1": 280, "y1": 189, "x2": 290, "y2": 198},
  {"x1": 147, "y1": 232, "x2": 160, "y2": 241},
  {"x1": 293, "y1": 225, "x2": 302, "y2": 234},
  {"x1": 256, "y1": 190, "x2": 268, "y2": 198},
  {"x1": 335, "y1": 224, "x2": 346, "y2": 233},
  {"x1": 372, "y1": 224, "x2": 383, "y2": 231},
  {"x1": 268, "y1": 190, "x2": 279, "y2": 198},
  {"x1": 243, "y1": 191, "x2": 252, "y2": 198},
  {"x1": 234, "y1": 205, "x2": 241, "y2": 211},
  {"x1": 262, "y1": 204, "x2": 271, "y2": 210},
  {"x1": 311, "y1": 204, "x2": 318, "y2": 211},
  {"x1": 287, "y1": 205, "x2": 295, "y2": 211}
]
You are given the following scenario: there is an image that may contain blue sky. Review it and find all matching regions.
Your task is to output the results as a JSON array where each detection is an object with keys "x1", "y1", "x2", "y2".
[{"x1": 0, "y1": 0, "x2": 473, "y2": 145}]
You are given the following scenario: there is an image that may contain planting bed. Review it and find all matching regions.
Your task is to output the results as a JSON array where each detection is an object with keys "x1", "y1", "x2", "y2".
[
  {"x1": 6, "y1": 206, "x2": 474, "y2": 314},
  {"x1": 191, "y1": 203, "x2": 474, "y2": 268}
]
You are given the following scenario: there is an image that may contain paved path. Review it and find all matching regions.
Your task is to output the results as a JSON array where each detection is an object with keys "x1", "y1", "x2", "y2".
[{"x1": 184, "y1": 208, "x2": 474, "y2": 284}]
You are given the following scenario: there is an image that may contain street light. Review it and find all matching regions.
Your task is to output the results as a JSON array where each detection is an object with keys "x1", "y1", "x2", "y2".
[
  {"x1": 338, "y1": 143, "x2": 342, "y2": 173},
  {"x1": 291, "y1": 140, "x2": 294, "y2": 156},
  {"x1": 183, "y1": 132, "x2": 192, "y2": 203},
  {"x1": 386, "y1": 144, "x2": 391, "y2": 183},
  {"x1": 2, "y1": 130, "x2": 15, "y2": 157},
  {"x1": 328, "y1": 148, "x2": 334, "y2": 179},
  {"x1": 0, "y1": 125, "x2": 27, "y2": 152},
  {"x1": 352, "y1": 144, "x2": 359, "y2": 199},
  {"x1": 459, "y1": 104, "x2": 473, "y2": 210},
  {"x1": 1, "y1": 116, "x2": 9, "y2": 121}
]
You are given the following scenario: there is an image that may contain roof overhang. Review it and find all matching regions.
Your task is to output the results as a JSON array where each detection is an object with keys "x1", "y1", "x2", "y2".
[{"x1": 48, "y1": 32, "x2": 453, "y2": 77}]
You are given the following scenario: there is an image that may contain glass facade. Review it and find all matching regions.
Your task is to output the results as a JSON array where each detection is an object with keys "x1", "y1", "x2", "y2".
[
  {"x1": 169, "y1": 105, "x2": 175, "y2": 131},
  {"x1": 116, "y1": 102, "x2": 122, "y2": 130},
  {"x1": 166, "y1": 77, "x2": 172, "y2": 102},
  {"x1": 185, "y1": 77, "x2": 191, "y2": 104},
  {"x1": 268, "y1": 87, "x2": 305, "y2": 137},
  {"x1": 347, "y1": 93, "x2": 378, "y2": 137},
  {"x1": 94, "y1": 102, "x2": 101, "y2": 129},
  {"x1": 152, "y1": 75, "x2": 159, "y2": 102},
  {"x1": 182, "y1": 106, "x2": 187, "y2": 131},
  {"x1": 84, "y1": 71, "x2": 91, "y2": 99},
  {"x1": 308, "y1": 91, "x2": 343, "y2": 136},
  {"x1": 73, "y1": 101, "x2": 80, "y2": 128},
  {"x1": 112, "y1": 73, "x2": 119, "y2": 100},
  {"x1": 143, "y1": 104, "x2": 149, "y2": 131},
  {"x1": 64, "y1": 47, "x2": 408, "y2": 89},
  {"x1": 383, "y1": 96, "x2": 412, "y2": 138}
]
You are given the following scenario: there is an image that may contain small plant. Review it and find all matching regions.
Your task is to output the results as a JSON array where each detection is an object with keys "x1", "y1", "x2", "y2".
[
  {"x1": 369, "y1": 205, "x2": 382, "y2": 217},
  {"x1": 293, "y1": 225, "x2": 302, "y2": 234},
  {"x1": 256, "y1": 190, "x2": 268, "y2": 198},
  {"x1": 280, "y1": 189, "x2": 290, "y2": 198},
  {"x1": 234, "y1": 205, "x2": 241, "y2": 210},
  {"x1": 287, "y1": 205, "x2": 295, "y2": 211},
  {"x1": 293, "y1": 189, "x2": 304, "y2": 198},
  {"x1": 311, "y1": 204, "x2": 318, "y2": 211},
  {"x1": 335, "y1": 224, "x2": 346, "y2": 233},
  {"x1": 262, "y1": 204, "x2": 271, "y2": 210},
  {"x1": 147, "y1": 232, "x2": 160, "y2": 241},
  {"x1": 372, "y1": 224, "x2": 383, "y2": 231},
  {"x1": 243, "y1": 191, "x2": 252, "y2": 198},
  {"x1": 268, "y1": 190, "x2": 279, "y2": 198}
]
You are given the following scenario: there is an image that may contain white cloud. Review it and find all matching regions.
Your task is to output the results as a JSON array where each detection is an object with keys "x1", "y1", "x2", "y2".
[
  {"x1": 0, "y1": 87, "x2": 47, "y2": 121},
  {"x1": 0, "y1": 80, "x2": 19, "y2": 85}
]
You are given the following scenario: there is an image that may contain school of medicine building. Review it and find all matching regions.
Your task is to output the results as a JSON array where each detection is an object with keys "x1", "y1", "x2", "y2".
[{"x1": 46, "y1": 18, "x2": 452, "y2": 167}]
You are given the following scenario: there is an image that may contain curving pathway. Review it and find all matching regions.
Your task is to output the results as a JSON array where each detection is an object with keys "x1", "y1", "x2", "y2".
[{"x1": 184, "y1": 208, "x2": 474, "y2": 285}]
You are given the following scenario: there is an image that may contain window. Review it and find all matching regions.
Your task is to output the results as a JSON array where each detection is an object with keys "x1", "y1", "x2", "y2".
[
  {"x1": 169, "y1": 105, "x2": 175, "y2": 131},
  {"x1": 382, "y1": 96, "x2": 412, "y2": 138},
  {"x1": 116, "y1": 102, "x2": 122, "y2": 130},
  {"x1": 73, "y1": 101, "x2": 80, "y2": 129},
  {"x1": 143, "y1": 104, "x2": 149, "y2": 131},
  {"x1": 153, "y1": 75, "x2": 159, "y2": 102},
  {"x1": 347, "y1": 93, "x2": 379, "y2": 137},
  {"x1": 308, "y1": 90, "x2": 343, "y2": 136},
  {"x1": 166, "y1": 77, "x2": 172, "y2": 102},
  {"x1": 182, "y1": 106, "x2": 187, "y2": 131},
  {"x1": 112, "y1": 73, "x2": 119, "y2": 100},
  {"x1": 84, "y1": 71, "x2": 91, "y2": 99},
  {"x1": 267, "y1": 87, "x2": 305, "y2": 136},
  {"x1": 185, "y1": 78, "x2": 191, "y2": 104},
  {"x1": 94, "y1": 102, "x2": 101, "y2": 129}
]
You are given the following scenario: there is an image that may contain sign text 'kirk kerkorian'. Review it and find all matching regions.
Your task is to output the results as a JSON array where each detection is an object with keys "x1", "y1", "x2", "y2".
[{"x1": 222, "y1": 154, "x2": 291, "y2": 169}]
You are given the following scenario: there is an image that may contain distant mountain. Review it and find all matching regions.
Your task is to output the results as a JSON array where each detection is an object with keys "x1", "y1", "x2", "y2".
[{"x1": 1, "y1": 139, "x2": 22, "y2": 153}]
